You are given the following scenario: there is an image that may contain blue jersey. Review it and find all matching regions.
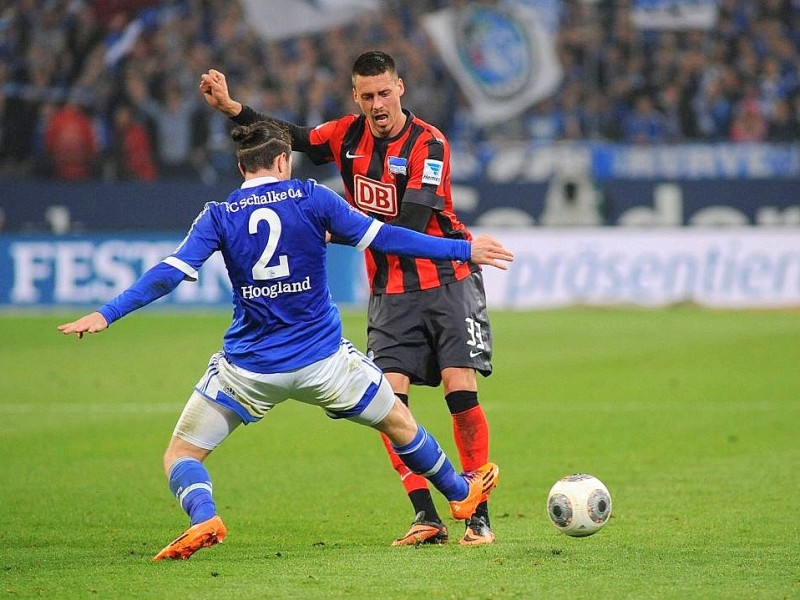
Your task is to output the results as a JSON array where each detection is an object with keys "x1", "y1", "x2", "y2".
[
  {"x1": 98, "y1": 176, "x2": 471, "y2": 374},
  {"x1": 167, "y1": 176, "x2": 380, "y2": 372}
]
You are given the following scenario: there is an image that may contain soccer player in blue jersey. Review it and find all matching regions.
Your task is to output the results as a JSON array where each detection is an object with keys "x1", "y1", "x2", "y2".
[
  {"x1": 58, "y1": 120, "x2": 512, "y2": 561},
  {"x1": 201, "y1": 53, "x2": 504, "y2": 546}
]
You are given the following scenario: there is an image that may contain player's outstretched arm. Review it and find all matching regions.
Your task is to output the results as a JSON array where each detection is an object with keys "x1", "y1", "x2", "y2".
[
  {"x1": 58, "y1": 312, "x2": 108, "y2": 339},
  {"x1": 360, "y1": 218, "x2": 514, "y2": 270},
  {"x1": 199, "y1": 68, "x2": 242, "y2": 117},
  {"x1": 470, "y1": 234, "x2": 515, "y2": 270},
  {"x1": 57, "y1": 263, "x2": 186, "y2": 340}
]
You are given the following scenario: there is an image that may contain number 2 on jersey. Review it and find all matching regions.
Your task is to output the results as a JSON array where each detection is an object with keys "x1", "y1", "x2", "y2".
[{"x1": 249, "y1": 208, "x2": 289, "y2": 280}]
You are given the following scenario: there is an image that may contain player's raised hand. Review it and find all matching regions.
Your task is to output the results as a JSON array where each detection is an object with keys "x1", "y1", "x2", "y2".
[
  {"x1": 470, "y1": 234, "x2": 514, "y2": 270},
  {"x1": 57, "y1": 312, "x2": 109, "y2": 339},
  {"x1": 199, "y1": 69, "x2": 242, "y2": 117}
]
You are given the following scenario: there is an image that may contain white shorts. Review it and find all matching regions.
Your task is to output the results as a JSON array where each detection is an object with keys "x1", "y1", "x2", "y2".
[{"x1": 173, "y1": 339, "x2": 395, "y2": 450}]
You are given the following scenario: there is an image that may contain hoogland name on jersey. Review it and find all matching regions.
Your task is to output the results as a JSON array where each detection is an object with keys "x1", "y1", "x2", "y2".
[
  {"x1": 225, "y1": 187, "x2": 304, "y2": 212},
  {"x1": 241, "y1": 275, "x2": 311, "y2": 299}
]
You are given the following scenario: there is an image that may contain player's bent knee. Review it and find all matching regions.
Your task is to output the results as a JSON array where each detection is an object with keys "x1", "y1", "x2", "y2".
[
  {"x1": 162, "y1": 435, "x2": 210, "y2": 476},
  {"x1": 374, "y1": 400, "x2": 418, "y2": 446},
  {"x1": 441, "y1": 367, "x2": 477, "y2": 395}
]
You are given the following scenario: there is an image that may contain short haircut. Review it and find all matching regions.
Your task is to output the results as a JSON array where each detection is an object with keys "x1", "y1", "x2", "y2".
[
  {"x1": 231, "y1": 121, "x2": 292, "y2": 173},
  {"x1": 351, "y1": 50, "x2": 397, "y2": 84}
]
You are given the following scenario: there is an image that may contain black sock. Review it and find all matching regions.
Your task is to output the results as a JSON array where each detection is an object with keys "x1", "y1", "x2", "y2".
[
  {"x1": 409, "y1": 489, "x2": 440, "y2": 523},
  {"x1": 473, "y1": 500, "x2": 490, "y2": 526}
]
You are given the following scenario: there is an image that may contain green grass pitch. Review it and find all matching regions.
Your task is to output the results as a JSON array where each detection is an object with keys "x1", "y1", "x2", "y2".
[{"x1": 1, "y1": 307, "x2": 798, "y2": 599}]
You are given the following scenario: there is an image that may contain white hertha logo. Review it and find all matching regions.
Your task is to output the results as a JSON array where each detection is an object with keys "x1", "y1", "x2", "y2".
[
  {"x1": 354, "y1": 174, "x2": 398, "y2": 217},
  {"x1": 422, "y1": 159, "x2": 443, "y2": 186}
]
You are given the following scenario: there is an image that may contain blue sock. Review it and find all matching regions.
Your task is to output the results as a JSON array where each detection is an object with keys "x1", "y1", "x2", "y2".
[
  {"x1": 168, "y1": 457, "x2": 217, "y2": 525},
  {"x1": 393, "y1": 425, "x2": 468, "y2": 501}
]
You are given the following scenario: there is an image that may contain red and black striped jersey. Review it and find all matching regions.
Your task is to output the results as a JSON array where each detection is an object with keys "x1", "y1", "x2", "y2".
[{"x1": 235, "y1": 106, "x2": 478, "y2": 295}]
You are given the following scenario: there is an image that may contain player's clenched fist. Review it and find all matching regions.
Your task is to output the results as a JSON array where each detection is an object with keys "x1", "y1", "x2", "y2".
[{"x1": 199, "y1": 69, "x2": 241, "y2": 117}]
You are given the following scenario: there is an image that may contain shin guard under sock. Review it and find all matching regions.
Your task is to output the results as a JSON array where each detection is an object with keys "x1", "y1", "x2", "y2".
[{"x1": 168, "y1": 457, "x2": 216, "y2": 525}]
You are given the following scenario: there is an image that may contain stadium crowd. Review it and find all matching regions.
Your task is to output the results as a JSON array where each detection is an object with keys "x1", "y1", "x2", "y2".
[{"x1": 1, "y1": 0, "x2": 799, "y2": 182}]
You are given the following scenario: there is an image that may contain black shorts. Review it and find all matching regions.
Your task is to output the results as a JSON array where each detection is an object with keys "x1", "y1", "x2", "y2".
[{"x1": 367, "y1": 272, "x2": 492, "y2": 387}]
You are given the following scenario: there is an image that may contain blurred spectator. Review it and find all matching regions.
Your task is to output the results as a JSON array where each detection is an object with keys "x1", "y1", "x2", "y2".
[
  {"x1": 730, "y1": 97, "x2": 768, "y2": 142},
  {"x1": 526, "y1": 98, "x2": 563, "y2": 141},
  {"x1": 65, "y1": 2, "x2": 105, "y2": 82},
  {"x1": 657, "y1": 82, "x2": 691, "y2": 142},
  {"x1": 557, "y1": 81, "x2": 586, "y2": 141},
  {"x1": 623, "y1": 95, "x2": 669, "y2": 144},
  {"x1": 133, "y1": 80, "x2": 205, "y2": 178},
  {"x1": 758, "y1": 57, "x2": 791, "y2": 118},
  {"x1": 2, "y1": 0, "x2": 800, "y2": 183},
  {"x1": 302, "y1": 75, "x2": 339, "y2": 127},
  {"x1": 109, "y1": 102, "x2": 157, "y2": 181},
  {"x1": 43, "y1": 96, "x2": 99, "y2": 180},
  {"x1": 203, "y1": 109, "x2": 237, "y2": 181},
  {"x1": 0, "y1": 41, "x2": 58, "y2": 177},
  {"x1": 767, "y1": 97, "x2": 800, "y2": 142},
  {"x1": 582, "y1": 94, "x2": 615, "y2": 140},
  {"x1": 693, "y1": 74, "x2": 735, "y2": 141}
]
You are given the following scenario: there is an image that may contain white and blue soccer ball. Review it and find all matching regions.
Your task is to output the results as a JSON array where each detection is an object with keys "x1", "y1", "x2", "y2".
[{"x1": 547, "y1": 473, "x2": 612, "y2": 537}]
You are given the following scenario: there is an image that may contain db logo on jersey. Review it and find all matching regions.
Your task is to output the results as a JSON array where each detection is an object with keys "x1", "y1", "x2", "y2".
[{"x1": 354, "y1": 174, "x2": 398, "y2": 217}]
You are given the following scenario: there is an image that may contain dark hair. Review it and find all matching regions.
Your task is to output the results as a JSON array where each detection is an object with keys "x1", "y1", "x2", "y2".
[
  {"x1": 351, "y1": 50, "x2": 397, "y2": 82},
  {"x1": 231, "y1": 121, "x2": 292, "y2": 173}
]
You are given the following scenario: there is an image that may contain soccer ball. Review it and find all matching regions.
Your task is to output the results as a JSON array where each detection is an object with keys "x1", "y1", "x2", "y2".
[{"x1": 547, "y1": 473, "x2": 612, "y2": 537}]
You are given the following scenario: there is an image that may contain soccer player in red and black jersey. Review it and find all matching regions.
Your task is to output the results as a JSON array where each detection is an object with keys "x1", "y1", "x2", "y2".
[{"x1": 200, "y1": 51, "x2": 497, "y2": 546}]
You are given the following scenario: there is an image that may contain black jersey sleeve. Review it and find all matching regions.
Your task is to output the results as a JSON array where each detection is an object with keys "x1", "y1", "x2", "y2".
[
  {"x1": 390, "y1": 201, "x2": 433, "y2": 232},
  {"x1": 231, "y1": 106, "x2": 315, "y2": 154}
]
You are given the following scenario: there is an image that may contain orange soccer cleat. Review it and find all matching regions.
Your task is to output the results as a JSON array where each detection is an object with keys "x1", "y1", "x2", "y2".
[
  {"x1": 391, "y1": 511, "x2": 449, "y2": 546},
  {"x1": 460, "y1": 515, "x2": 496, "y2": 546},
  {"x1": 448, "y1": 463, "x2": 499, "y2": 521},
  {"x1": 152, "y1": 515, "x2": 227, "y2": 561}
]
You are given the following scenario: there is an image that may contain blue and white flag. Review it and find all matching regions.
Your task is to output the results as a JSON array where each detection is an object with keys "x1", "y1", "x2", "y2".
[
  {"x1": 387, "y1": 156, "x2": 407, "y2": 176},
  {"x1": 422, "y1": 3, "x2": 562, "y2": 126},
  {"x1": 239, "y1": 0, "x2": 379, "y2": 41},
  {"x1": 631, "y1": 0, "x2": 719, "y2": 30}
]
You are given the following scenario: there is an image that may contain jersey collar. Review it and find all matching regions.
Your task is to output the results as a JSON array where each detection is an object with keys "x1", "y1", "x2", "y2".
[{"x1": 241, "y1": 176, "x2": 279, "y2": 189}]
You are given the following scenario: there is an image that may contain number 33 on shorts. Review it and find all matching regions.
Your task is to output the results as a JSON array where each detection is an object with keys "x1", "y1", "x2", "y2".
[{"x1": 465, "y1": 317, "x2": 486, "y2": 358}]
